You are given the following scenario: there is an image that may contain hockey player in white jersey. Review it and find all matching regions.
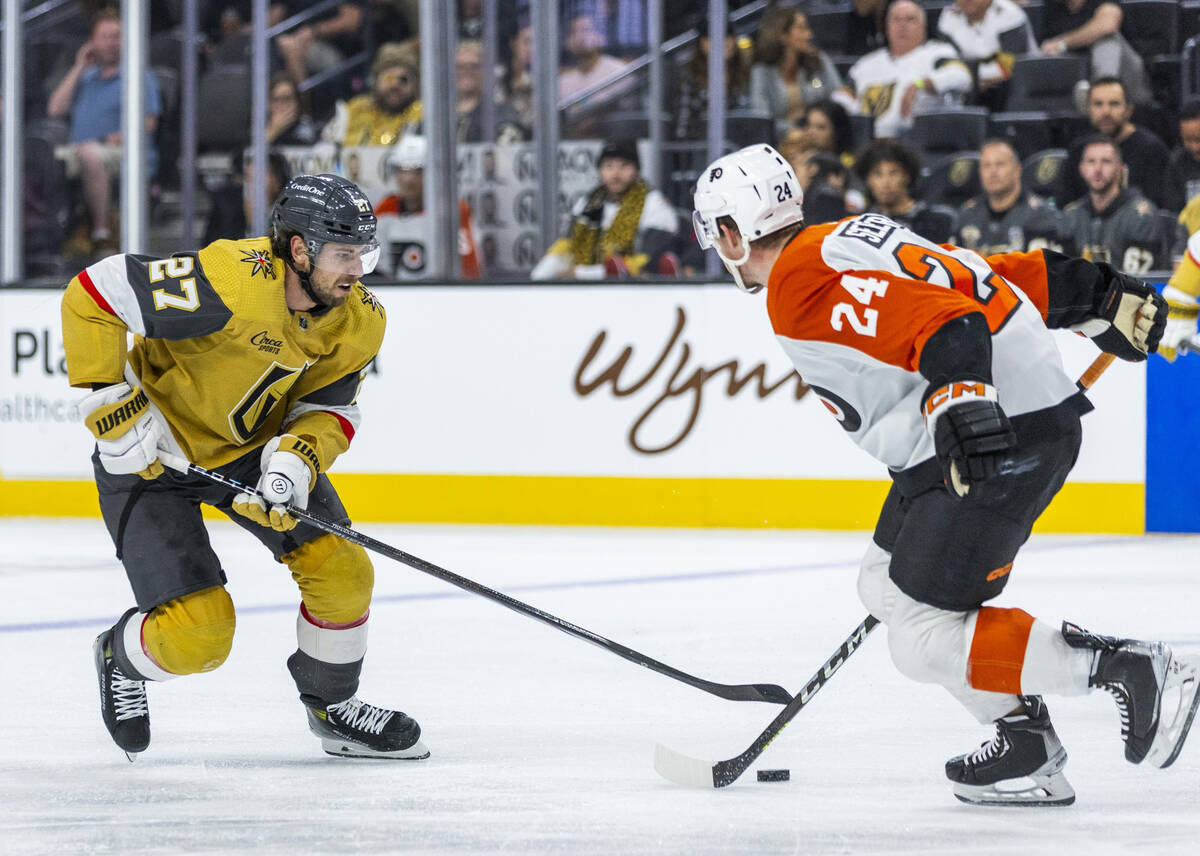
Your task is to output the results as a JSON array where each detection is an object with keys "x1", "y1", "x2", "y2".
[{"x1": 692, "y1": 144, "x2": 1197, "y2": 806}]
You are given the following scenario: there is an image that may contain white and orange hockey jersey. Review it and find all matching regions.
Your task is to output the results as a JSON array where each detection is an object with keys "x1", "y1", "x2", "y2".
[{"x1": 767, "y1": 214, "x2": 1082, "y2": 473}]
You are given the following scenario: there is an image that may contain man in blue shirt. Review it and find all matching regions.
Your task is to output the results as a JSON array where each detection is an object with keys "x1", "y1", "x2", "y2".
[{"x1": 47, "y1": 9, "x2": 161, "y2": 254}]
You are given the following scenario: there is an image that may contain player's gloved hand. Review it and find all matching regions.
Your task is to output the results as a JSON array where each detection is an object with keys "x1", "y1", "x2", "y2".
[
  {"x1": 923, "y1": 381, "x2": 1017, "y2": 499},
  {"x1": 78, "y1": 382, "x2": 164, "y2": 480},
  {"x1": 232, "y1": 434, "x2": 319, "y2": 531},
  {"x1": 1157, "y1": 286, "x2": 1198, "y2": 362},
  {"x1": 1072, "y1": 267, "x2": 1167, "y2": 361}
]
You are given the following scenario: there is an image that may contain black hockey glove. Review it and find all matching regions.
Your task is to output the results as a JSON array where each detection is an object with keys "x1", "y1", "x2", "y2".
[
  {"x1": 923, "y1": 381, "x2": 1017, "y2": 499},
  {"x1": 1074, "y1": 266, "x2": 1168, "y2": 361}
]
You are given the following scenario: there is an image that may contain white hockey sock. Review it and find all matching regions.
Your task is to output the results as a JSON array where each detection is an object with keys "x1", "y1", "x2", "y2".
[
  {"x1": 119, "y1": 610, "x2": 179, "y2": 682},
  {"x1": 295, "y1": 604, "x2": 369, "y2": 665}
]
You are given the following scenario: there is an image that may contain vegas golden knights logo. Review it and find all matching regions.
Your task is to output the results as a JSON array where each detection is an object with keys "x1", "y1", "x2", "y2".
[
  {"x1": 228, "y1": 361, "x2": 309, "y2": 443},
  {"x1": 861, "y1": 83, "x2": 895, "y2": 117}
]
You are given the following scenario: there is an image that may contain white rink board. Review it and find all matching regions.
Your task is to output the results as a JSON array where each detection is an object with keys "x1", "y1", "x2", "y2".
[{"x1": 0, "y1": 286, "x2": 1144, "y2": 481}]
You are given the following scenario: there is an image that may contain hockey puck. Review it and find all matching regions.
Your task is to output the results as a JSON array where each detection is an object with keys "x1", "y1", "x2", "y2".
[{"x1": 757, "y1": 769, "x2": 790, "y2": 782}]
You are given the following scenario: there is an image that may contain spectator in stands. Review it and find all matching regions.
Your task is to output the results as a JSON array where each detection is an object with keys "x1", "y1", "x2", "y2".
[
  {"x1": 839, "y1": 0, "x2": 971, "y2": 139},
  {"x1": 202, "y1": 150, "x2": 292, "y2": 244},
  {"x1": 558, "y1": 14, "x2": 633, "y2": 104},
  {"x1": 750, "y1": 7, "x2": 843, "y2": 138},
  {"x1": 322, "y1": 41, "x2": 422, "y2": 146},
  {"x1": 47, "y1": 9, "x2": 161, "y2": 257},
  {"x1": 796, "y1": 151, "x2": 861, "y2": 225},
  {"x1": 847, "y1": 0, "x2": 889, "y2": 56},
  {"x1": 673, "y1": 16, "x2": 753, "y2": 142},
  {"x1": 856, "y1": 138, "x2": 953, "y2": 242},
  {"x1": 369, "y1": 0, "x2": 418, "y2": 46},
  {"x1": 937, "y1": 0, "x2": 1037, "y2": 112},
  {"x1": 1039, "y1": 0, "x2": 1151, "y2": 105},
  {"x1": 954, "y1": 138, "x2": 1064, "y2": 254},
  {"x1": 459, "y1": 0, "x2": 484, "y2": 39},
  {"x1": 780, "y1": 101, "x2": 866, "y2": 214},
  {"x1": 373, "y1": 135, "x2": 482, "y2": 280},
  {"x1": 455, "y1": 40, "x2": 529, "y2": 144},
  {"x1": 1163, "y1": 97, "x2": 1200, "y2": 216},
  {"x1": 797, "y1": 100, "x2": 858, "y2": 169},
  {"x1": 1062, "y1": 136, "x2": 1162, "y2": 274},
  {"x1": 531, "y1": 140, "x2": 679, "y2": 280},
  {"x1": 266, "y1": 73, "x2": 317, "y2": 147},
  {"x1": 501, "y1": 22, "x2": 535, "y2": 130},
  {"x1": 1059, "y1": 77, "x2": 1170, "y2": 210}
]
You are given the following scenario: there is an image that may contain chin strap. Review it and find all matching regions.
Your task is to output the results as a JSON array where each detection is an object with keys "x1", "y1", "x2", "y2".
[
  {"x1": 714, "y1": 239, "x2": 760, "y2": 294},
  {"x1": 285, "y1": 253, "x2": 328, "y2": 310}
]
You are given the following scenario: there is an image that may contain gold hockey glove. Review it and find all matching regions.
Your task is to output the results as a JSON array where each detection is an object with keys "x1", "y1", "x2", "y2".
[{"x1": 1157, "y1": 286, "x2": 1199, "y2": 362}]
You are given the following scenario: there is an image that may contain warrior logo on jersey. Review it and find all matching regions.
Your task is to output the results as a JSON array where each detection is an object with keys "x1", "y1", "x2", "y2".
[
  {"x1": 240, "y1": 248, "x2": 276, "y2": 279},
  {"x1": 228, "y1": 360, "x2": 310, "y2": 444}
]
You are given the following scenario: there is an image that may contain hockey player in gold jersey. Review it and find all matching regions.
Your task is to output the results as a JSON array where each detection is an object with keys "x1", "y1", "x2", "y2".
[{"x1": 63, "y1": 174, "x2": 429, "y2": 761}]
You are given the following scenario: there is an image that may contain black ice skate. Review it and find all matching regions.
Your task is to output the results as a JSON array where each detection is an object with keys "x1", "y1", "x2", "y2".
[
  {"x1": 1063, "y1": 621, "x2": 1200, "y2": 767},
  {"x1": 92, "y1": 629, "x2": 150, "y2": 761},
  {"x1": 945, "y1": 695, "x2": 1075, "y2": 806},
  {"x1": 305, "y1": 696, "x2": 429, "y2": 759}
]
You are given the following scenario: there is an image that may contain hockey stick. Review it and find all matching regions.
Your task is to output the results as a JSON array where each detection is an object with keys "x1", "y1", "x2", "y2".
[
  {"x1": 155, "y1": 451, "x2": 793, "y2": 705},
  {"x1": 654, "y1": 351, "x2": 1120, "y2": 788},
  {"x1": 654, "y1": 614, "x2": 879, "y2": 788}
]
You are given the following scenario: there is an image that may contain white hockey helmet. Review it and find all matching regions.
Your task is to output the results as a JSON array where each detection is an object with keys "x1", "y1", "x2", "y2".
[
  {"x1": 692, "y1": 144, "x2": 804, "y2": 293},
  {"x1": 387, "y1": 134, "x2": 427, "y2": 171}
]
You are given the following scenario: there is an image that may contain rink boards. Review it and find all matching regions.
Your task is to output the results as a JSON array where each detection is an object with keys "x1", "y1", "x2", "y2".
[{"x1": 0, "y1": 283, "x2": 1170, "y2": 532}]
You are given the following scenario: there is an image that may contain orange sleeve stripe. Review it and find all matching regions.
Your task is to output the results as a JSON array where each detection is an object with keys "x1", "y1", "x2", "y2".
[
  {"x1": 967, "y1": 606, "x2": 1035, "y2": 694},
  {"x1": 78, "y1": 268, "x2": 118, "y2": 318},
  {"x1": 984, "y1": 250, "x2": 1050, "y2": 322}
]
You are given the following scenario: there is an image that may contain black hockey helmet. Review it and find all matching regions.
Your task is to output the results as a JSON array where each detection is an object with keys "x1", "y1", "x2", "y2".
[{"x1": 269, "y1": 174, "x2": 380, "y2": 301}]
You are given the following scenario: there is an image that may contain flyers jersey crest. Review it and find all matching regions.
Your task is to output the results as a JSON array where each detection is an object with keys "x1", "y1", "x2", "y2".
[{"x1": 61, "y1": 236, "x2": 386, "y2": 470}]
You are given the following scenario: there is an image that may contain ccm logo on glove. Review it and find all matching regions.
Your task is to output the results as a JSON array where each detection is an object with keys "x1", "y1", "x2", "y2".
[{"x1": 922, "y1": 381, "x2": 995, "y2": 421}]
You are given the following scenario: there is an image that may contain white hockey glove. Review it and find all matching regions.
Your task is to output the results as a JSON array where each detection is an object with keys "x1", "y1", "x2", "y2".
[
  {"x1": 232, "y1": 434, "x2": 319, "y2": 531},
  {"x1": 1157, "y1": 286, "x2": 1199, "y2": 362},
  {"x1": 78, "y1": 382, "x2": 164, "y2": 480}
]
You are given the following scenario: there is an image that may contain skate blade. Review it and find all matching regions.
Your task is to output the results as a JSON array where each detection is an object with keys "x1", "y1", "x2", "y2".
[
  {"x1": 123, "y1": 751, "x2": 139, "y2": 763},
  {"x1": 1147, "y1": 655, "x2": 1200, "y2": 769},
  {"x1": 320, "y1": 737, "x2": 430, "y2": 760},
  {"x1": 951, "y1": 771, "x2": 1076, "y2": 807}
]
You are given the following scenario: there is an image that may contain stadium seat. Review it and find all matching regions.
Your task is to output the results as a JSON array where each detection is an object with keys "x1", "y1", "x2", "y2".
[
  {"x1": 1023, "y1": 0, "x2": 1046, "y2": 42},
  {"x1": 1006, "y1": 55, "x2": 1088, "y2": 112},
  {"x1": 1121, "y1": 0, "x2": 1181, "y2": 58},
  {"x1": 197, "y1": 66, "x2": 251, "y2": 151},
  {"x1": 1022, "y1": 148, "x2": 1068, "y2": 200},
  {"x1": 848, "y1": 113, "x2": 874, "y2": 151},
  {"x1": 918, "y1": 152, "x2": 981, "y2": 208},
  {"x1": 910, "y1": 108, "x2": 989, "y2": 159},
  {"x1": 805, "y1": 7, "x2": 853, "y2": 55},
  {"x1": 987, "y1": 112, "x2": 1054, "y2": 159},
  {"x1": 922, "y1": 204, "x2": 958, "y2": 244},
  {"x1": 725, "y1": 110, "x2": 776, "y2": 148}
]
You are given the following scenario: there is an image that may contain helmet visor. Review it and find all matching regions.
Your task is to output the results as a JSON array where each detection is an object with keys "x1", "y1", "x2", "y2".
[
  {"x1": 313, "y1": 240, "x2": 382, "y2": 276},
  {"x1": 692, "y1": 209, "x2": 718, "y2": 250}
]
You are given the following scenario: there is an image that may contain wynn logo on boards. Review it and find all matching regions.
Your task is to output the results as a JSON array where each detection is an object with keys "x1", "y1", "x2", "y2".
[{"x1": 573, "y1": 306, "x2": 810, "y2": 455}]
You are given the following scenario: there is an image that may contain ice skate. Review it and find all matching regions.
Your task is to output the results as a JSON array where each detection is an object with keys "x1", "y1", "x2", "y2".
[
  {"x1": 945, "y1": 695, "x2": 1075, "y2": 806},
  {"x1": 1063, "y1": 621, "x2": 1200, "y2": 767},
  {"x1": 305, "y1": 696, "x2": 429, "y2": 759},
  {"x1": 92, "y1": 628, "x2": 150, "y2": 761}
]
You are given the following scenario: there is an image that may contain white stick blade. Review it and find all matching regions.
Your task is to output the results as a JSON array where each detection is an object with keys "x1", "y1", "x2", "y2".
[{"x1": 653, "y1": 743, "x2": 717, "y2": 788}]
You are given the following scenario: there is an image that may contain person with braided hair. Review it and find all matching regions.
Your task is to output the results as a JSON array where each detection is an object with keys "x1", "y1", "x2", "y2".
[{"x1": 531, "y1": 140, "x2": 680, "y2": 280}]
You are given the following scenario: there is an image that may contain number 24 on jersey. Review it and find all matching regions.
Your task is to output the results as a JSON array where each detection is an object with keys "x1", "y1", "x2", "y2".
[{"x1": 830, "y1": 274, "x2": 888, "y2": 337}]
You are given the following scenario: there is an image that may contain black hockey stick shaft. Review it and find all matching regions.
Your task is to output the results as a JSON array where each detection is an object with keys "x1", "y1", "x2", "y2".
[
  {"x1": 711, "y1": 614, "x2": 879, "y2": 786},
  {"x1": 157, "y1": 452, "x2": 792, "y2": 705}
]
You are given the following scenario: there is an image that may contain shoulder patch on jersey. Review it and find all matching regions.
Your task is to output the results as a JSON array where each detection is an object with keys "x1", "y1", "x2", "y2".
[
  {"x1": 1135, "y1": 199, "x2": 1152, "y2": 216},
  {"x1": 239, "y1": 248, "x2": 276, "y2": 279},
  {"x1": 356, "y1": 284, "x2": 385, "y2": 317},
  {"x1": 124, "y1": 252, "x2": 233, "y2": 340}
]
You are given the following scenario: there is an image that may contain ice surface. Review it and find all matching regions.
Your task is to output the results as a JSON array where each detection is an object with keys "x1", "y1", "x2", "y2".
[{"x1": 2, "y1": 519, "x2": 1198, "y2": 854}]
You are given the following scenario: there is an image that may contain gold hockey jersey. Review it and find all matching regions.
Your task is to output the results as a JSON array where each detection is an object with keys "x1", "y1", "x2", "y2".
[{"x1": 61, "y1": 237, "x2": 385, "y2": 473}]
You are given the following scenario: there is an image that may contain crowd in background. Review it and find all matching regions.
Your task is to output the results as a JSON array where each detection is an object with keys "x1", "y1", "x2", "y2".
[{"x1": 11, "y1": 0, "x2": 1200, "y2": 282}]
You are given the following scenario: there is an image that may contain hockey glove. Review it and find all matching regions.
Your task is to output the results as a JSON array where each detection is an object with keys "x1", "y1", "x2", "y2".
[
  {"x1": 923, "y1": 381, "x2": 1017, "y2": 499},
  {"x1": 232, "y1": 434, "x2": 319, "y2": 531},
  {"x1": 1071, "y1": 268, "x2": 1167, "y2": 361},
  {"x1": 1157, "y1": 286, "x2": 1198, "y2": 362},
  {"x1": 78, "y1": 382, "x2": 164, "y2": 480}
]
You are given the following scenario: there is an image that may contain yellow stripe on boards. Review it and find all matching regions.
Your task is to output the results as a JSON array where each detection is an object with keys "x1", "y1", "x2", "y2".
[{"x1": 0, "y1": 475, "x2": 1143, "y2": 533}]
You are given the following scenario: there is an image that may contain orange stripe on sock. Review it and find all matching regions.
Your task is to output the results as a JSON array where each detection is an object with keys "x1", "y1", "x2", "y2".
[{"x1": 967, "y1": 607, "x2": 1035, "y2": 694}]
